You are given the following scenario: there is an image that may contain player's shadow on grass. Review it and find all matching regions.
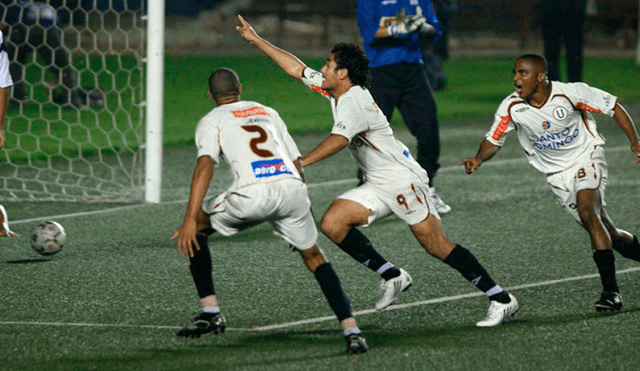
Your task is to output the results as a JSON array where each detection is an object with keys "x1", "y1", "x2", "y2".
[{"x1": 6, "y1": 258, "x2": 51, "y2": 264}]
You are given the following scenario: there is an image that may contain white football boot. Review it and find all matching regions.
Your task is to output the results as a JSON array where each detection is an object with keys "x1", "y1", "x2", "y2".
[
  {"x1": 430, "y1": 192, "x2": 451, "y2": 215},
  {"x1": 375, "y1": 268, "x2": 413, "y2": 311},
  {"x1": 476, "y1": 293, "x2": 519, "y2": 327}
]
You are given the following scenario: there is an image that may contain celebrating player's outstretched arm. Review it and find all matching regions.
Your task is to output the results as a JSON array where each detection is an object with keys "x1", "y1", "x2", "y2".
[{"x1": 236, "y1": 15, "x2": 307, "y2": 81}]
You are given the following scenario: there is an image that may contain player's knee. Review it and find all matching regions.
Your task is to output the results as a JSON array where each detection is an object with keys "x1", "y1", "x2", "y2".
[
  {"x1": 300, "y1": 245, "x2": 327, "y2": 272},
  {"x1": 319, "y1": 218, "x2": 341, "y2": 241}
]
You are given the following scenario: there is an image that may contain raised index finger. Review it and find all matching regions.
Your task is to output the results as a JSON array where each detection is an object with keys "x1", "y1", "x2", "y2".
[{"x1": 237, "y1": 14, "x2": 248, "y2": 26}]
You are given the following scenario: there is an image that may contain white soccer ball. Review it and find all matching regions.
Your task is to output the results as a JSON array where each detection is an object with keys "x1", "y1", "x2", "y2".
[{"x1": 31, "y1": 221, "x2": 66, "y2": 256}]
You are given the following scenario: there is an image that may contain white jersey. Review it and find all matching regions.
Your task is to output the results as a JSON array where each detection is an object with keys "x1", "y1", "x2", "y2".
[
  {"x1": 195, "y1": 100, "x2": 302, "y2": 191},
  {"x1": 0, "y1": 32, "x2": 13, "y2": 88},
  {"x1": 301, "y1": 67, "x2": 429, "y2": 185},
  {"x1": 486, "y1": 81, "x2": 616, "y2": 174}
]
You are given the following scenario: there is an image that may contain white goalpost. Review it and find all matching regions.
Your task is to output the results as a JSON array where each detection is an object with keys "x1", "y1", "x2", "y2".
[
  {"x1": 145, "y1": 0, "x2": 164, "y2": 203},
  {"x1": 1, "y1": 0, "x2": 164, "y2": 203}
]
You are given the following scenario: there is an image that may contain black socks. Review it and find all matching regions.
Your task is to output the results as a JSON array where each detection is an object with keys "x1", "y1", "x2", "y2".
[
  {"x1": 314, "y1": 263, "x2": 353, "y2": 321},
  {"x1": 593, "y1": 249, "x2": 619, "y2": 293},
  {"x1": 189, "y1": 234, "x2": 216, "y2": 298},
  {"x1": 444, "y1": 245, "x2": 510, "y2": 303},
  {"x1": 338, "y1": 228, "x2": 400, "y2": 279}
]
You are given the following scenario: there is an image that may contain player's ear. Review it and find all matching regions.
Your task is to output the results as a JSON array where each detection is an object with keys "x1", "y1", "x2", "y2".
[
  {"x1": 238, "y1": 83, "x2": 243, "y2": 95},
  {"x1": 208, "y1": 90, "x2": 214, "y2": 100},
  {"x1": 338, "y1": 68, "x2": 348, "y2": 81}
]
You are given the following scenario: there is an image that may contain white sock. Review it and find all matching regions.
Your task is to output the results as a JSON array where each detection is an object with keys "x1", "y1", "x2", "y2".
[
  {"x1": 429, "y1": 187, "x2": 436, "y2": 196},
  {"x1": 344, "y1": 327, "x2": 361, "y2": 337},
  {"x1": 202, "y1": 306, "x2": 220, "y2": 314}
]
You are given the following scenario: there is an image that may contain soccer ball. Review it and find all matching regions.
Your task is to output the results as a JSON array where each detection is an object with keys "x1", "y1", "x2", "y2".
[{"x1": 31, "y1": 221, "x2": 66, "y2": 256}]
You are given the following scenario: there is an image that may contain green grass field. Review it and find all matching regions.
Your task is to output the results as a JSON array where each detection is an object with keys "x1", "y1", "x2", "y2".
[{"x1": 1, "y1": 55, "x2": 640, "y2": 370}]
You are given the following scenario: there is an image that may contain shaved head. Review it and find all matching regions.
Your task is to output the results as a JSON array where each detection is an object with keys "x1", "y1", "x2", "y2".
[
  {"x1": 516, "y1": 54, "x2": 548, "y2": 75},
  {"x1": 208, "y1": 68, "x2": 241, "y2": 98}
]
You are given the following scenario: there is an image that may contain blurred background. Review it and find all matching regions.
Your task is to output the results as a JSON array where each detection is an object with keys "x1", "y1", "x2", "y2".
[{"x1": 154, "y1": 0, "x2": 639, "y2": 58}]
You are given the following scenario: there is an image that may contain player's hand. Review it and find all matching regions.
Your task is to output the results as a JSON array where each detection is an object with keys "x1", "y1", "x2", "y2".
[
  {"x1": 0, "y1": 130, "x2": 6, "y2": 150},
  {"x1": 459, "y1": 157, "x2": 482, "y2": 174},
  {"x1": 236, "y1": 15, "x2": 260, "y2": 44},
  {"x1": 171, "y1": 219, "x2": 200, "y2": 258},
  {"x1": 631, "y1": 140, "x2": 640, "y2": 163},
  {"x1": 415, "y1": 17, "x2": 435, "y2": 35},
  {"x1": 388, "y1": 17, "x2": 422, "y2": 37}
]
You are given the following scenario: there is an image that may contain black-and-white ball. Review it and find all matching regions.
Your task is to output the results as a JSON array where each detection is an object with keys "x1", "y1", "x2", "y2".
[{"x1": 31, "y1": 221, "x2": 66, "y2": 256}]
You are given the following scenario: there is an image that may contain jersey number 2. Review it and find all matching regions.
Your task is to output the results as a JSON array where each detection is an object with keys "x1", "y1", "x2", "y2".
[{"x1": 241, "y1": 125, "x2": 274, "y2": 158}]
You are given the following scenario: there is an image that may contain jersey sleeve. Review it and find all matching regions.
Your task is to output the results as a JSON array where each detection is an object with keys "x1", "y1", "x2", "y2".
[
  {"x1": 331, "y1": 95, "x2": 368, "y2": 141},
  {"x1": 485, "y1": 98, "x2": 515, "y2": 146},
  {"x1": 356, "y1": 0, "x2": 378, "y2": 45},
  {"x1": 570, "y1": 82, "x2": 617, "y2": 117},
  {"x1": 301, "y1": 67, "x2": 331, "y2": 100},
  {"x1": 419, "y1": 0, "x2": 442, "y2": 42},
  {"x1": 0, "y1": 32, "x2": 13, "y2": 88},
  {"x1": 195, "y1": 116, "x2": 221, "y2": 164}
]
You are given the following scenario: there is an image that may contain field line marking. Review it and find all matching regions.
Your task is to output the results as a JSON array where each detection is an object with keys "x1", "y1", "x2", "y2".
[{"x1": 2, "y1": 266, "x2": 638, "y2": 332}]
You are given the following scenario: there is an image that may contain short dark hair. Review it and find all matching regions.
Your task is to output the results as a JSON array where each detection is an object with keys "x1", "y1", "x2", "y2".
[
  {"x1": 517, "y1": 54, "x2": 548, "y2": 74},
  {"x1": 208, "y1": 67, "x2": 241, "y2": 98},
  {"x1": 330, "y1": 43, "x2": 371, "y2": 88}
]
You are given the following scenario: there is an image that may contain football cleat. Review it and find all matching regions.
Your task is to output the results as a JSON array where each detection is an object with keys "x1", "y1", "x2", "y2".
[
  {"x1": 476, "y1": 293, "x2": 519, "y2": 327},
  {"x1": 345, "y1": 333, "x2": 368, "y2": 354},
  {"x1": 595, "y1": 291, "x2": 623, "y2": 312},
  {"x1": 375, "y1": 268, "x2": 413, "y2": 311},
  {"x1": 176, "y1": 312, "x2": 227, "y2": 338},
  {"x1": 430, "y1": 192, "x2": 451, "y2": 215}
]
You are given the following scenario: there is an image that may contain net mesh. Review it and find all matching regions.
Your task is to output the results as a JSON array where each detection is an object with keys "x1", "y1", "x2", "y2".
[{"x1": 1, "y1": 1, "x2": 144, "y2": 202}]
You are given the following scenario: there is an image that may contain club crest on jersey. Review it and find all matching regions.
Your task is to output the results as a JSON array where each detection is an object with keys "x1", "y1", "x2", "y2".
[
  {"x1": 251, "y1": 158, "x2": 292, "y2": 178},
  {"x1": 552, "y1": 107, "x2": 568, "y2": 120},
  {"x1": 542, "y1": 121, "x2": 551, "y2": 129}
]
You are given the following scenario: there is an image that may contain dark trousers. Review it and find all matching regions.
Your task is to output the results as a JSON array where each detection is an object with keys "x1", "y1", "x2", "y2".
[
  {"x1": 369, "y1": 63, "x2": 440, "y2": 184},
  {"x1": 541, "y1": 11, "x2": 585, "y2": 82}
]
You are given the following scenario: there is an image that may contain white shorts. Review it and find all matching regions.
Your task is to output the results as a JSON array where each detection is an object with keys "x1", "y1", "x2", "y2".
[
  {"x1": 546, "y1": 146, "x2": 608, "y2": 223},
  {"x1": 202, "y1": 178, "x2": 318, "y2": 250},
  {"x1": 337, "y1": 180, "x2": 438, "y2": 227}
]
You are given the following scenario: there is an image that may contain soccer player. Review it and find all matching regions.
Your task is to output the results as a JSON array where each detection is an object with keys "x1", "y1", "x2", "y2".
[
  {"x1": 460, "y1": 54, "x2": 640, "y2": 311},
  {"x1": 171, "y1": 67, "x2": 368, "y2": 354},
  {"x1": 236, "y1": 15, "x2": 518, "y2": 327}
]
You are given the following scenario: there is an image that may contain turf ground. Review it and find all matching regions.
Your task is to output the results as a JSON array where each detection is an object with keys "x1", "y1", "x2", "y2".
[{"x1": 1, "y1": 56, "x2": 640, "y2": 370}]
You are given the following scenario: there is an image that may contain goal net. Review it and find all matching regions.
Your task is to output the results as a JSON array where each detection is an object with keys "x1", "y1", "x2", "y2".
[{"x1": 0, "y1": 0, "x2": 145, "y2": 202}]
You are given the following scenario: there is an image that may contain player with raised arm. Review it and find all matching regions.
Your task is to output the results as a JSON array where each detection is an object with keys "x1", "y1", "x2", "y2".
[
  {"x1": 236, "y1": 15, "x2": 518, "y2": 327},
  {"x1": 460, "y1": 54, "x2": 640, "y2": 311},
  {"x1": 171, "y1": 67, "x2": 367, "y2": 354}
]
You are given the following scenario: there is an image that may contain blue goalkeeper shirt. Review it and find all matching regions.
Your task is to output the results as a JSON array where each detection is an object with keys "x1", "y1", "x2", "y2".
[{"x1": 357, "y1": 0, "x2": 441, "y2": 68}]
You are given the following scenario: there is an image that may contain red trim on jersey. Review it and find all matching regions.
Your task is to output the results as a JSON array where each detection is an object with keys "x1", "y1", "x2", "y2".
[
  {"x1": 491, "y1": 115, "x2": 511, "y2": 141},
  {"x1": 231, "y1": 106, "x2": 269, "y2": 118},
  {"x1": 311, "y1": 84, "x2": 331, "y2": 97},
  {"x1": 576, "y1": 102, "x2": 604, "y2": 114}
]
